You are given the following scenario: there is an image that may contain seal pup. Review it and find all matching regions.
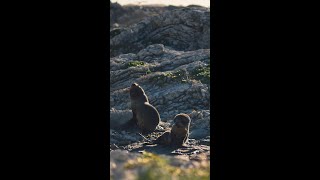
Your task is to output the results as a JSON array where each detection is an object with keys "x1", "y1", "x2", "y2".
[{"x1": 170, "y1": 113, "x2": 191, "y2": 147}]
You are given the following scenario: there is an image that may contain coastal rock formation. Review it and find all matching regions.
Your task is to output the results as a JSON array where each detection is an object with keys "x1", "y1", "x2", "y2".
[
  {"x1": 110, "y1": 44, "x2": 210, "y2": 152},
  {"x1": 110, "y1": 1, "x2": 182, "y2": 29},
  {"x1": 109, "y1": 3, "x2": 211, "y2": 175},
  {"x1": 110, "y1": 7, "x2": 210, "y2": 57},
  {"x1": 110, "y1": 44, "x2": 210, "y2": 119}
]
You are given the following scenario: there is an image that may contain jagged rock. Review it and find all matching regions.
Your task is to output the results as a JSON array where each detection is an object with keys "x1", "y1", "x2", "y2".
[
  {"x1": 110, "y1": 7, "x2": 210, "y2": 57},
  {"x1": 110, "y1": 1, "x2": 126, "y2": 27},
  {"x1": 110, "y1": 2, "x2": 182, "y2": 29},
  {"x1": 110, "y1": 108, "x2": 133, "y2": 128},
  {"x1": 109, "y1": 4, "x2": 211, "y2": 166},
  {"x1": 110, "y1": 45, "x2": 210, "y2": 120},
  {"x1": 110, "y1": 44, "x2": 211, "y2": 155},
  {"x1": 189, "y1": 128, "x2": 209, "y2": 139}
]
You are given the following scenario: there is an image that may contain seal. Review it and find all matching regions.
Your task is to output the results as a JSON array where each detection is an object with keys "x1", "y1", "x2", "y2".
[
  {"x1": 170, "y1": 113, "x2": 191, "y2": 147},
  {"x1": 129, "y1": 83, "x2": 160, "y2": 134},
  {"x1": 154, "y1": 113, "x2": 191, "y2": 147},
  {"x1": 154, "y1": 131, "x2": 172, "y2": 145}
]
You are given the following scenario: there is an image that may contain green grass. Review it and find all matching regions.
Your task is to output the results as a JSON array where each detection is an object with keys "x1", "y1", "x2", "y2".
[
  {"x1": 124, "y1": 152, "x2": 210, "y2": 180},
  {"x1": 149, "y1": 69, "x2": 189, "y2": 86},
  {"x1": 190, "y1": 65, "x2": 210, "y2": 84},
  {"x1": 145, "y1": 64, "x2": 210, "y2": 86}
]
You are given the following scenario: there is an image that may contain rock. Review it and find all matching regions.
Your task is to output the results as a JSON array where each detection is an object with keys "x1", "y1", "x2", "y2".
[
  {"x1": 109, "y1": 3, "x2": 211, "y2": 175},
  {"x1": 110, "y1": 2, "x2": 182, "y2": 29},
  {"x1": 110, "y1": 45, "x2": 210, "y2": 119},
  {"x1": 110, "y1": 7, "x2": 210, "y2": 57},
  {"x1": 200, "y1": 139, "x2": 210, "y2": 146},
  {"x1": 110, "y1": 144, "x2": 119, "y2": 150},
  {"x1": 189, "y1": 128, "x2": 209, "y2": 139},
  {"x1": 110, "y1": 150, "x2": 209, "y2": 180},
  {"x1": 110, "y1": 109, "x2": 132, "y2": 128}
]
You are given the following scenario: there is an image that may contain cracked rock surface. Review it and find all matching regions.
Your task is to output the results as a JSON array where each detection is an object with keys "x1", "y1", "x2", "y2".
[
  {"x1": 109, "y1": 2, "x2": 211, "y2": 179},
  {"x1": 110, "y1": 6, "x2": 210, "y2": 57}
]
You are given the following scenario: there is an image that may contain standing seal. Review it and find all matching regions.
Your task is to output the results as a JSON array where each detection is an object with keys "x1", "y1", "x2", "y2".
[{"x1": 129, "y1": 83, "x2": 160, "y2": 134}]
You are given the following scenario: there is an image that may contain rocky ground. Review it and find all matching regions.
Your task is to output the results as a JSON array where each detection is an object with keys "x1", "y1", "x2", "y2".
[{"x1": 109, "y1": 2, "x2": 211, "y2": 179}]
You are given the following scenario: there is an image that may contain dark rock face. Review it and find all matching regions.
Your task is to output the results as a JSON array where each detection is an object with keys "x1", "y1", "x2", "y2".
[
  {"x1": 110, "y1": 2, "x2": 182, "y2": 29},
  {"x1": 110, "y1": 1, "x2": 126, "y2": 27},
  {"x1": 110, "y1": 7, "x2": 210, "y2": 57}
]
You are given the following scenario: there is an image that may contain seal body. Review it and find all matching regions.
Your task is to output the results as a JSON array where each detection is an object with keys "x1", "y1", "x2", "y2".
[
  {"x1": 154, "y1": 131, "x2": 172, "y2": 145},
  {"x1": 154, "y1": 113, "x2": 191, "y2": 147},
  {"x1": 170, "y1": 113, "x2": 191, "y2": 146},
  {"x1": 130, "y1": 83, "x2": 160, "y2": 134}
]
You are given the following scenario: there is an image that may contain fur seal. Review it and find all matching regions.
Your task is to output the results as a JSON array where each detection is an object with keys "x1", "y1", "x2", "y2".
[
  {"x1": 129, "y1": 83, "x2": 160, "y2": 134},
  {"x1": 170, "y1": 113, "x2": 191, "y2": 146},
  {"x1": 154, "y1": 131, "x2": 172, "y2": 145},
  {"x1": 155, "y1": 113, "x2": 191, "y2": 147}
]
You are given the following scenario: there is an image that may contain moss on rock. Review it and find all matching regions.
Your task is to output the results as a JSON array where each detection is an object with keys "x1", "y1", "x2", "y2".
[{"x1": 127, "y1": 61, "x2": 146, "y2": 68}]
